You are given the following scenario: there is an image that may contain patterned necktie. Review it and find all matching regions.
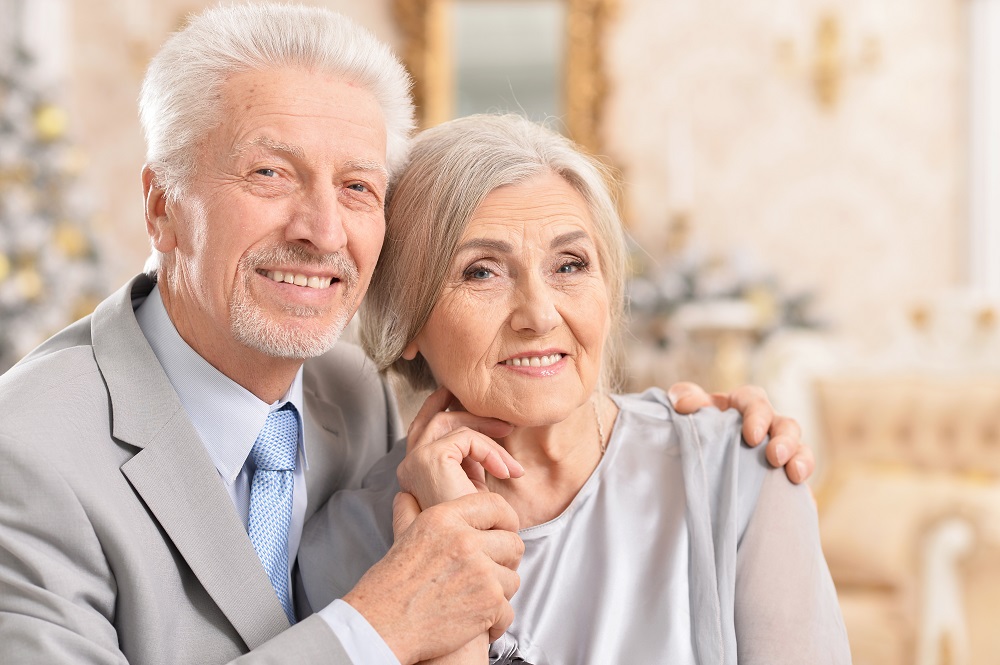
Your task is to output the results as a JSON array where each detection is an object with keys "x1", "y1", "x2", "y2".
[{"x1": 248, "y1": 404, "x2": 299, "y2": 624}]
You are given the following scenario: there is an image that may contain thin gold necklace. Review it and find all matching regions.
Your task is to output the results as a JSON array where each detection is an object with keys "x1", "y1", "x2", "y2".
[{"x1": 593, "y1": 395, "x2": 607, "y2": 456}]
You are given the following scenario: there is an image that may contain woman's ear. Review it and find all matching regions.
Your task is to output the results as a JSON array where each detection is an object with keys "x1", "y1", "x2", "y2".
[
  {"x1": 401, "y1": 338, "x2": 419, "y2": 360},
  {"x1": 141, "y1": 165, "x2": 176, "y2": 253}
]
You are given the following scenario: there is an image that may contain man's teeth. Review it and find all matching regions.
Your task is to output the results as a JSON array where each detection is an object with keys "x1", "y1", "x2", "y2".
[
  {"x1": 503, "y1": 354, "x2": 564, "y2": 368},
  {"x1": 264, "y1": 271, "x2": 333, "y2": 289}
]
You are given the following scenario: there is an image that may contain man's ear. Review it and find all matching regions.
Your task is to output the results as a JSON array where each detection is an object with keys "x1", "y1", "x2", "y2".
[
  {"x1": 141, "y1": 165, "x2": 176, "y2": 253},
  {"x1": 401, "y1": 338, "x2": 419, "y2": 360}
]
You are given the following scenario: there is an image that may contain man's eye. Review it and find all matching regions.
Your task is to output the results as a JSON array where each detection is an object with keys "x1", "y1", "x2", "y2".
[
  {"x1": 347, "y1": 183, "x2": 369, "y2": 193},
  {"x1": 255, "y1": 168, "x2": 278, "y2": 178}
]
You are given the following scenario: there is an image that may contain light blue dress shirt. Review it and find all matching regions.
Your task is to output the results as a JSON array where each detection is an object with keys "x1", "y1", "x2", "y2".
[{"x1": 136, "y1": 285, "x2": 398, "y2": 665}]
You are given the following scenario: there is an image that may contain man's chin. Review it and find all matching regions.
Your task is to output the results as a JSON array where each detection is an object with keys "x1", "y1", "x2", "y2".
[{"x1": 230, "y1": 314, "x2": 348, "y2": 360}]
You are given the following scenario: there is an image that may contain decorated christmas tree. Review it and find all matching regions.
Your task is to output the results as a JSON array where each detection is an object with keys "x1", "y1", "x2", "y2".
[{"x1": 0, "y1": 21, "x2": 106, "y2": 372}]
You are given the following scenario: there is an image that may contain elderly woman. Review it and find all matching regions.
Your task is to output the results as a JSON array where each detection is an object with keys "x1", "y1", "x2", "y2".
[{"x1": 300, "y1": 114, "x2": 850, "y2": 664}]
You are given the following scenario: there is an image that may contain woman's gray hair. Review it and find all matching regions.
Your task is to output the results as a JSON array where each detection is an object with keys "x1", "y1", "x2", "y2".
[
  {"x1": 139, "y1": 3, "x2": 413, "y2": 274},
  {"x1": 359, "y1": 113, "x2": 628, "y2": 393}
]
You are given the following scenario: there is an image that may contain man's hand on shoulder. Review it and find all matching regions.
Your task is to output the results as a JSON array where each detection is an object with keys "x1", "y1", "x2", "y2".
[
  {"x1": 667, "y1": 382, "x2": 815, "y2": 484},
  {"x1": 341, "y1": 491, "x2": 523, "y2": 665}
]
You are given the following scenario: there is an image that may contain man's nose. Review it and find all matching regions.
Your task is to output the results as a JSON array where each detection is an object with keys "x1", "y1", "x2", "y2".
[{"x1": 285, "y1": 185, "x2": 348, "y2": 253}]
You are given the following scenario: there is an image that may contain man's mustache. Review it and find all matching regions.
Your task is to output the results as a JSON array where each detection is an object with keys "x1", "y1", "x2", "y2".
[{"x1": 242, "y1": 244, "x2": 360, "y2": 289}]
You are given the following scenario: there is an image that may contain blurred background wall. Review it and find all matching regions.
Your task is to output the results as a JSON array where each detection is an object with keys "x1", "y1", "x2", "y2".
[{"x1": 2, "y1": 1, "x2": 1000, "y2": 663}]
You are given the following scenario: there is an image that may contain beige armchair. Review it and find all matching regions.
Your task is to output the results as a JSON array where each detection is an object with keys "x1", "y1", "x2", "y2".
[{"x1": 815, "y1": 375, "x2": 1000, "y2": 665}]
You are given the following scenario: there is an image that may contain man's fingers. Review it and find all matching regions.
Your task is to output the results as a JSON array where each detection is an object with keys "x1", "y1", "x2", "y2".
[
  {"x1": 761, "y1": 414, "x2": 803, "y2": 460},
  {"x1": 477, "y1": 528, "x2": 525, "y2": 573},
  {"x1": 724, "y1": 385, "x2": 772, "y2": 445},
  {"x1": 785, "y1": 444, "x2": 815, "y2": 484},
  {"x1": 392, "y1": 492, "x2": 421, "y2": 539},
  {"x1": 765, "y1": 433, "x2": 792, "y2": 468},
  {"x1": 740, "y1": 405, "x2": 772, "y2": 447},
  {"x1": 488, "y1": 600, "x2": 516, "y2": 643},
  {"x1": 667, "y1": 381, "x2": 711, "y2": 413}
]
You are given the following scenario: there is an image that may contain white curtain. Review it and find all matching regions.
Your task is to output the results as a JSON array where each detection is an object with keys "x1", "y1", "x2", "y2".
[{"x1": 969, "y1": 0, "x2": 1000, "y2": 296}]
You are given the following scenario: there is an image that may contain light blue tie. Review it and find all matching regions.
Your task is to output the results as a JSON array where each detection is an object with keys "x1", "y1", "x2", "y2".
[{"x1": 248, "y1": 404, "x2": 299, "y2": 624}]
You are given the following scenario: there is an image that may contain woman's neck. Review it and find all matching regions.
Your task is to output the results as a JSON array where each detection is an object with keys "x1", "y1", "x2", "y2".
[{"x1": 486, "y1": 394, "x2": 618, "y2": 528}]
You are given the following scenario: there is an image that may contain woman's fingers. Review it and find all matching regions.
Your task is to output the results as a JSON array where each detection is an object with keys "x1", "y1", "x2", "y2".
[
  {"x1": 410, "y1": 427, "x2": 524, "y2": 481},
  {"x1": 399, "y1": 427, "x2": 524, "y2": 508},
  {"x1": 408, "y1": 388, "x2": 514, "y2": 452},
  {"x1": 407, "y1": 387, "x2": 455, "y2": 447}
]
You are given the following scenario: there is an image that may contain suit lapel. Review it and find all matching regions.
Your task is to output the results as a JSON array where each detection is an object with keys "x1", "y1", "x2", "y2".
[
  {"x1": 93, "y1": 276, "x2": 292, "y2": 649},
  {"x1": 301, "y1": 381, "x2": 347, "y2": 523}
]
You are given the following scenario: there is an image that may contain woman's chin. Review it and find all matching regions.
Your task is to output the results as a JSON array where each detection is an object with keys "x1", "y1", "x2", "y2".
[{"x1": 466, "y1": 399, "x2": 592, "y2": 431}]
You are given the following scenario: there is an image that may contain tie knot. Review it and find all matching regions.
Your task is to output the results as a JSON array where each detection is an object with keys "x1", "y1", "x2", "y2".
[{"x1": 251, "y1": 406, "x2": 299, "y2": 471}]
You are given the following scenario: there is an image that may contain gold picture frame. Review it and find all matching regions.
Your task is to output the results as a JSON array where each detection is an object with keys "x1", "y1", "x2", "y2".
[{"x1": 392, "y1": 0, "x2": 617, "y2": 157}]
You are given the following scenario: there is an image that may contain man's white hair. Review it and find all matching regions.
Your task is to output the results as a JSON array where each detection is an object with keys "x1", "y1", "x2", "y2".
[{"x1": 139, "y1": 3, "x2": 414, "y2": 274}]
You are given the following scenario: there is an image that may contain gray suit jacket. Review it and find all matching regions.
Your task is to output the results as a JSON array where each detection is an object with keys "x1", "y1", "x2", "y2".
[{"x1": 0, "y1": 275, "x2": 402, "y2": 664}]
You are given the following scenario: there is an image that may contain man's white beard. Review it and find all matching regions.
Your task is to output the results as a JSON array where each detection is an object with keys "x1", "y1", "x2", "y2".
[
  {"x1": 230, "y1": 298, "x2": 352, "y2": 359},
  {"x1": 229, "y1": 244, "x2": 360, "y2": 359}
]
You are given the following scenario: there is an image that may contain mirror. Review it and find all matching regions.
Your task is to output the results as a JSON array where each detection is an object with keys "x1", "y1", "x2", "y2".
[
  {"x1": 393, "y1": 0, "x2": 616, "y2": 156},
  {"x1": 453, "y1": 0, "x2": 564, "y2": 121}
]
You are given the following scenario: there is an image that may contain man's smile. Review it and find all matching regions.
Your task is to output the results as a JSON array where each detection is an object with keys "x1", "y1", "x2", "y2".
[{"x1": 260, "y1": 269, "x2": 336, "y2": 289}]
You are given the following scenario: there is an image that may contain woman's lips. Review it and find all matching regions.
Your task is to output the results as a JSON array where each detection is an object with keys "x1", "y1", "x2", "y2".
[{"x1": 501, "y1": 353, "x2": 565, "y2": 368}]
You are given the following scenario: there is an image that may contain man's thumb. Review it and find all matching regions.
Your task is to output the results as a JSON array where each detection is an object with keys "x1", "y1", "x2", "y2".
[{"x1": 392, "y1": 491, "x2": 420, "y2": 539}]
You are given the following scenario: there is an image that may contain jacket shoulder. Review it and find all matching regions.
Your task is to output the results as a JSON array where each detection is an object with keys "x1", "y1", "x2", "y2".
[{"x1": 303, "y1": 340, "x2": 383, "y2": 400}]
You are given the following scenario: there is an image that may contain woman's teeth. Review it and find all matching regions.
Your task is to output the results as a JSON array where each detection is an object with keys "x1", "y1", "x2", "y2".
[
  {"x1": 264, "y1": 271, "x2": 333, "y2": 289},
  {"x1": 503, "y1": 353, "x2": 564, "y2": 367}
]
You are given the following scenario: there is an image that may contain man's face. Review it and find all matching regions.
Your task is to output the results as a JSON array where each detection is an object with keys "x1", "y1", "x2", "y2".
[{"x1": 150, "y1": 67, "x2": 388, "y2": 370}]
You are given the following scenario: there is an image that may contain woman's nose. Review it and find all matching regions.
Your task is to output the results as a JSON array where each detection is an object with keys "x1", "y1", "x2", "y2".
[{"x1": 509, "y1": 275, "x2": 561, "y2": 335}]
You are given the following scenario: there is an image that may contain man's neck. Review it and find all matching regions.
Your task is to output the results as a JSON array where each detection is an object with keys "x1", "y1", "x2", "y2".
[{"x1": 157, "y1": 282, "x2": 302, "y2": 404}]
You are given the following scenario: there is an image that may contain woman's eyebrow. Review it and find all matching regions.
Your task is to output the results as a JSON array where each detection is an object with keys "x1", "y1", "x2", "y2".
[
  {"x1": 550, "y1": 230, "x2": 590, "y2": 248},
  {"x1": 455, "y1": 238, "x2": 514, "y2": 254}
]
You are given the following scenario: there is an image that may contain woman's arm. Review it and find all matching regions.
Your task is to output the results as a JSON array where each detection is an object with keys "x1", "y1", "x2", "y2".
[
  {"x1": 399, "y1": 389, "x2": 523, "y2": 665},
  {"x1": 734, "y1": 469, "x2": 852, "y2": 664}
]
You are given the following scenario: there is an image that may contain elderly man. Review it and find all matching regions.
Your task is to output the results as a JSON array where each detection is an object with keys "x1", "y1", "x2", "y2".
[{"x1": 0, "y1": 4, "x2": 811, "y2": 665}]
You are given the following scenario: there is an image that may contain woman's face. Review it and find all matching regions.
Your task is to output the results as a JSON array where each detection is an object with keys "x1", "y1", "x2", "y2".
[{"x1": 404, "y1": 171, "x2": 610, "y2": 427}]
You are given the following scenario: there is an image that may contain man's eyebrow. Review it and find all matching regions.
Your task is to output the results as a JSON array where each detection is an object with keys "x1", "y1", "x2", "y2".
[
  {"x1": 233, "y1": 136, "x2": 305, "y2": 159},
  {"x1": 344, "y1": 159, "x2": 389, "y2": 181},
  {"x1": 455, "y1": 238, "x2": 514, "y2": 254}
]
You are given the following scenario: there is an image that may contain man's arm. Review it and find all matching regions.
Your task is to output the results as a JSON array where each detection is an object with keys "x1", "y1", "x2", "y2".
[
  {"x1": 341, "y1": 492, "x2": 520, "y2": 664},
  {"x1": 0, "y1": 431, "x2": 362, "y2": 665},
  {"x1": 0, "y1": 434, "x2": 125, "y2": 664},
  {"x1": 668, "y1": 382, "x2": 816, "y2": 484}
]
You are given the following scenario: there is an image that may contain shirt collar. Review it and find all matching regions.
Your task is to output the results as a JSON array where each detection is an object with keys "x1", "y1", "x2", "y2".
[{"x1": 135, "y1": 284, "x2": 308, "y2": 484}]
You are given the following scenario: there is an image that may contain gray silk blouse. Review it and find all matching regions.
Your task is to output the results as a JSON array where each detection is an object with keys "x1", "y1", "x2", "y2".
[{"x1": 298, "y1": 389, "x2": 852, "y2": 664}]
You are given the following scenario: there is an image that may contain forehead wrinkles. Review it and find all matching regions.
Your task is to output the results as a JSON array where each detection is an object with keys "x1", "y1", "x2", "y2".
[{"x1": 462, "y1": 212, "x2": 596, "y2": 255}]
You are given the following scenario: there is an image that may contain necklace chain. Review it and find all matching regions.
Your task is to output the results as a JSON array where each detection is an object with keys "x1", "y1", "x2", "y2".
[{"x1": 594, "y1": 396, "x2": 606, "y2": 456}]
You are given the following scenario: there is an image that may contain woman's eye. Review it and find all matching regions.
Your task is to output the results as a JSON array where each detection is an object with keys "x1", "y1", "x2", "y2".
[
  {"x1": 466, "y1": 266, "x2": 494, "y2": 280},
  {"x1": 557, "y1": 259, "x2": 587, "y2": 274},
  {"x1": 255, "y1": 168, "x2": 278, "y2": 178}
]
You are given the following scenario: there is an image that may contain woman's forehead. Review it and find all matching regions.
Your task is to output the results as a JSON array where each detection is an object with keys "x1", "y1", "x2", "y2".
[{"x1": 463, "y1": 173, "x2": 596, "y2": 241}]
